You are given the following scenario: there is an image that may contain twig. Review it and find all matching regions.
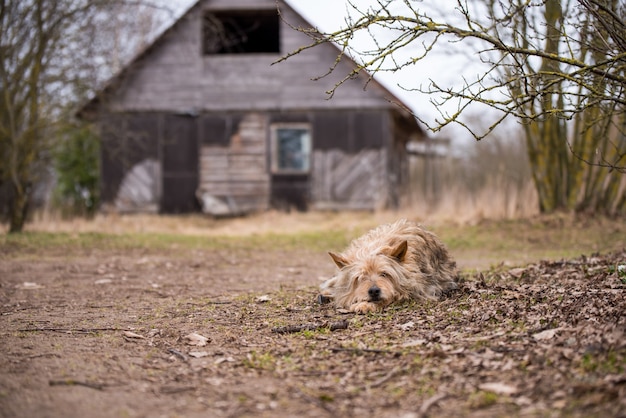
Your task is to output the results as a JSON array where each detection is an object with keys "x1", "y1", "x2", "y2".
[
  {"x1": 295, "y1": 388, "x2": 335, "y2": 415},
  {"x1": 368, "y1": 366, "x2": 402, "y2": 389},
  {"x1": 49, "y1": 379, "x2": 106, "y2": 390},
  {"x1": 419, "y1": 393, "x2": 449, "y2": 417},
  {"x1": 159, "y1": 385, "x2": 196, "y2": 394},
  {"x1": 167, "y1": 348, "x2": 188, "y2": 362},
  {"x1": 463, "y1": 331, "x2": 507, "y2": 342},
  {"x1": 19, "y1": 327, "x2": 121, "y2": 334},
  {"x1": 27, "y1": 353, "x2": 62, "y2": 360},
  {"x1": 271, "y1": 320, "x2": 348, "y2": 334},
  {"x1": 181, "y1": 301, "x2": 232, "y2": 307},
  {"x1": 329, "y1": 347, "x2": 403, "y2": 356}
]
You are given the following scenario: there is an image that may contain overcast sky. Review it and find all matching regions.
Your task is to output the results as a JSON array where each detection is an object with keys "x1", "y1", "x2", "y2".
[{"x1": 288, "y1": 1, "x2": 490, "y2": 134}]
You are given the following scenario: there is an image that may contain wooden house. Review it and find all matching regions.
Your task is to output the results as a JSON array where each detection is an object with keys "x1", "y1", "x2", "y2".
[{"x1": 80, "y1": 0, "x2": 426, "y2": 215}]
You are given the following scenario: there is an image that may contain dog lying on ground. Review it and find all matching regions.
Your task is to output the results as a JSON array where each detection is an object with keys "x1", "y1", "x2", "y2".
[{"x1": 318, "y1": 219, "x2": 458, "y2": 313}]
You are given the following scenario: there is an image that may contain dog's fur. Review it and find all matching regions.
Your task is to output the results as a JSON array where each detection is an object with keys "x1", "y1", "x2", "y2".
[{"x1": 319, "y1": 219, "x2": 458, "y2": 313}]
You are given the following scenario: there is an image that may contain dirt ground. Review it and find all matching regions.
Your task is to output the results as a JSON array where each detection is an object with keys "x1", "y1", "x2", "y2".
[{"x1": 1, "y1": 216, "x2": 625, "y2": 417}]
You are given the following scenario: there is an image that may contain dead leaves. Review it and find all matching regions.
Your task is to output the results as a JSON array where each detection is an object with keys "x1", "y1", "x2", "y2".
[
  {"x1": 122, "y1": 330, "x2": 145, "y2": 340},
  {"x1": 16, "y1": 282, "x2": 44, "y2": 289},
  {"x1": 271, "y1": 320, "x2": 349, "y2": 334},
  {"x1": 531, "y1": 328, "x2": 560, "y2": 341},
  {"x1": 188, "y1": 351, "x2": 209, "y2": 358},
  {"x1": 183, "y1": 332, "x2": 209, "y2": 347},
  {"x1": 478, "y1": 382, "x2": 519, "y2": 396},
  {"x1": 30, "y1": 250, "x2": 625, "y2": 417}
]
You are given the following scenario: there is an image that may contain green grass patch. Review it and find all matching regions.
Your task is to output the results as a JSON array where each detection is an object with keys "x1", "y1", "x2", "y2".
[
  {"x1": 579, "y1": 351, "x2": 625, "y2": 374},
  {"x1": 467, "y1": 390, "x2": 500, "y2": 409},
  {"x1": 433, "y1": 215, "x2": 625, "y2": 270},
  {"x1": 2, "y1": 214, "x2": 623, "y2": 269},
  {"x1": 0, "y1": 228, "x2": 350, "y2": 258},
  {"x1": 243, "y1": 351, "x2": 277, "y2": 371}
]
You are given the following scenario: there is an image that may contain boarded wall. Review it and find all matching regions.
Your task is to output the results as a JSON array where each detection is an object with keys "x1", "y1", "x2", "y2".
[
  {"x1": 312, "y1": 149, "x2": 387, "y2": 210},
  {"x1": 197, "y1": 113, "x2": 270, "y2": 215},
  {"x1": 99, "y1": 113, "x2": 160, "y2": 212},
  {"x1": 99, "y1": 112, "x2": 199, "y2": 213},
  {"x1": 99, "y1": 108, "x2": 411, "y2": 214}
]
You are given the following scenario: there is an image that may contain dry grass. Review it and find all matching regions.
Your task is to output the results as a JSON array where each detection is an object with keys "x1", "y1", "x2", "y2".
[
  {"x1": 407, "y1": 179, "x2": 539, "y2": 223},
  {"x1": 21, "y1": 210, "x2": 395, "y2": 236},
  {"x1": 407, "y1": 132, "x2": 539, "y2": 222},
  {"x1": 3, "y1": 133, "x2": 623, "y2": 270},
  {"x1": 5, "y1": 210, "x2": 625, "y2": 272}
]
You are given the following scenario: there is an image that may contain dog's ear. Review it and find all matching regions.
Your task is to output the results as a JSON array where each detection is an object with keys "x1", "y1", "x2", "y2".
[
  {"x1": 329, "y1": 252, "x2": 349, "y2": 269},
  {"x1": 390, "y1": 240, "x2": 408, "y2": 262}
]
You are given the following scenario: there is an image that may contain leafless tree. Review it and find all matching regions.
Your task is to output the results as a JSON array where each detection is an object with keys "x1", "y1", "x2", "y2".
[
  {"x1": 0, "y1": 0, "x2": 169, "y2": 232},
  {"x1": 278, "y1": 0, "x2": 626, "y2": 214}
]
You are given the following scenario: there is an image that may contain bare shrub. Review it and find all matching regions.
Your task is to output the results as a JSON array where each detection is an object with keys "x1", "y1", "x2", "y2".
[{"x1": 406, "y1": 130, "x2": 538, "y2": 222}]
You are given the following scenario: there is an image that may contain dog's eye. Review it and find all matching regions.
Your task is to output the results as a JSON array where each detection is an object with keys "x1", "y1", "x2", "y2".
[{"x1": 380, "y1": 271, "x2": 391, "y2": 278}]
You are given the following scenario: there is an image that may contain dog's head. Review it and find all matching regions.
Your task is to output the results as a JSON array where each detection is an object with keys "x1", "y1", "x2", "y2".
[{"x1": 327, "y1": 240, "x2": 409, "y2": 309}]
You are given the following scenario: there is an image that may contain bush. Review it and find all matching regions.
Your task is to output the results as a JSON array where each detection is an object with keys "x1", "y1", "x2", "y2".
[{"x1": 52, "y1": 123, "x2": 100, "y2": 217}]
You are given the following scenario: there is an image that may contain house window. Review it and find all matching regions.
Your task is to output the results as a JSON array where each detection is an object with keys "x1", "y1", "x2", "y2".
[
  {"x1": 203, "y1": 10, "x2": 280, "y2": 54},
  {"x1": 271, "y1": 124, "x2": 311, "y2": 174}
]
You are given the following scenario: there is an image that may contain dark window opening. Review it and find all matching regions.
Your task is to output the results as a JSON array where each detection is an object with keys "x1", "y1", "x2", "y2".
[
  {"x1": 271, "y1": 124, "x2": 311, "y2": 174},
  {"x1": 203, "y1": 10, "x2": 280, "y2": 54}
]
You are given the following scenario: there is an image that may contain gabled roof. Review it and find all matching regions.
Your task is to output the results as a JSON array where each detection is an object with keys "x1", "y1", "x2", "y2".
[
  {"x1": 78, "y1": 0, "x2": 420, "y2": 128},
  {"x1": 78, "y1": 0, "x2": 199, "y2": 118}
]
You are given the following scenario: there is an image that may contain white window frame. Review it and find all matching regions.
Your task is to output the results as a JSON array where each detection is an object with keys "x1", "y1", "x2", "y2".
[{"x1": 270, "y1": 123, "x2": 312, "y2": 174}]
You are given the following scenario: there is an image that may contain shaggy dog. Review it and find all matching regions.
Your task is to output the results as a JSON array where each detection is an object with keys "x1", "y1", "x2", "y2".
[{"x1": 319, "y1": 219, "x2": 458, "y2": 313}]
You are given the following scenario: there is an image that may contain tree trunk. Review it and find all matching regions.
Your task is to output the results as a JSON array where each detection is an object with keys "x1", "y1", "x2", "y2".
[
  {"x1": 8, "y1": 182, "x2": 28, "y2": 233},
  {"x1": 523, "y1": 0, "x2": 626, "y2": 215},
  {"x1": 524, "y1": 0, "x2": 569, "y2": 213}
]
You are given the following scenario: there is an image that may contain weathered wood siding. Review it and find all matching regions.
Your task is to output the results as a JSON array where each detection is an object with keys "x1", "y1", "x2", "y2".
[
  {"x1": 103, "y1": 0, "x2": 395, "y2": 113},
  {"x1": 161, "y1": 114, "x2": 199, "y2": 213},
  {"x1": 197, "y1": 113, "x2": 270, "y2": 215},
  {"x1": 312, "y1": 149, "x2": 388, "y2": 210},
  {"x1": 99, "y1": 113, "x2": 160, "y2": 212},
  {"x1": 114, "y1": 159, "x2": 160, "y2": 213},
  {"x1": 99, "y1": 112, "x2": 199, "y2": 213}
]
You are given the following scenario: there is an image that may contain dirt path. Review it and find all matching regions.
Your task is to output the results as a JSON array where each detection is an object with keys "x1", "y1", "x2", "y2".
[{"x1": 1, "y1": 241, "x2": 625, "y2": 417}]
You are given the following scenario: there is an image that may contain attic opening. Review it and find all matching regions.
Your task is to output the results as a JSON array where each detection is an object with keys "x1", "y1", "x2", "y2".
[{"x1": 203, "y1": 10, "x2": 280, "y2": 54}]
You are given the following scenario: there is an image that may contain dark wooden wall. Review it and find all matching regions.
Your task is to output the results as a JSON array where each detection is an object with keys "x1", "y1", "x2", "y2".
[
  {"x1": 162, "y1": 114, "x2": 199, "y2": 213},
  {"x1": 99, "y1": 112, "x2": 199, "y2": 213},
  {"x1": 100, "y1": 113, "x2": 159, "y2": 207},
  {"x1": 98, "y1": 0, "x2": 395, "y2": 114},
  {"x1": 99, "y1": 109, "x2": 408, "y2": 214}
]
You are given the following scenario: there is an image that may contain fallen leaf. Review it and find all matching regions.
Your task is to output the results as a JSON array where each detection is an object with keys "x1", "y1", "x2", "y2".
[
  {"x1": 184, "y1": 332, "x2": 209, "y2": 346},
  {"x1": 214, "y1": 356, "x2": 235, "y2": 364},
  {"x1": 18, "y1": 282, "x2": 44, "y2": 289},
  {"x1": 479, "y1": 382, "x2": 518, "y2": 395},
  {"x1": 533, "y1": 328, "x2": 560, "y2": 341},
  {"x1": 147, "y1": 329, "x2": 160, "y2": 337},
  {"x1": 255, "y1": 295, "x2": 271, "y2": 303},
  {"x1": 123, "y1": 331, "x2": 145, "y2": 339},
  {"x1": 402, "y1": 338, "x2": 427, "y2": 347},
  {"x1": 508, "y1": 267, "x2": 526, "y2": 278},
  {"x1": 399, "y1": 321, "x2": 415, "y2": 331},
  {"x1": 188, "y1": 351, "x2": 210, "y2": 358}
]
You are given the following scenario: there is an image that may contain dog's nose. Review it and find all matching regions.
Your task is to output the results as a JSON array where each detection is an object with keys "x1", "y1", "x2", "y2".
[{"x1": 368, "y1": 285, "x2": 381, "y2": 301}]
